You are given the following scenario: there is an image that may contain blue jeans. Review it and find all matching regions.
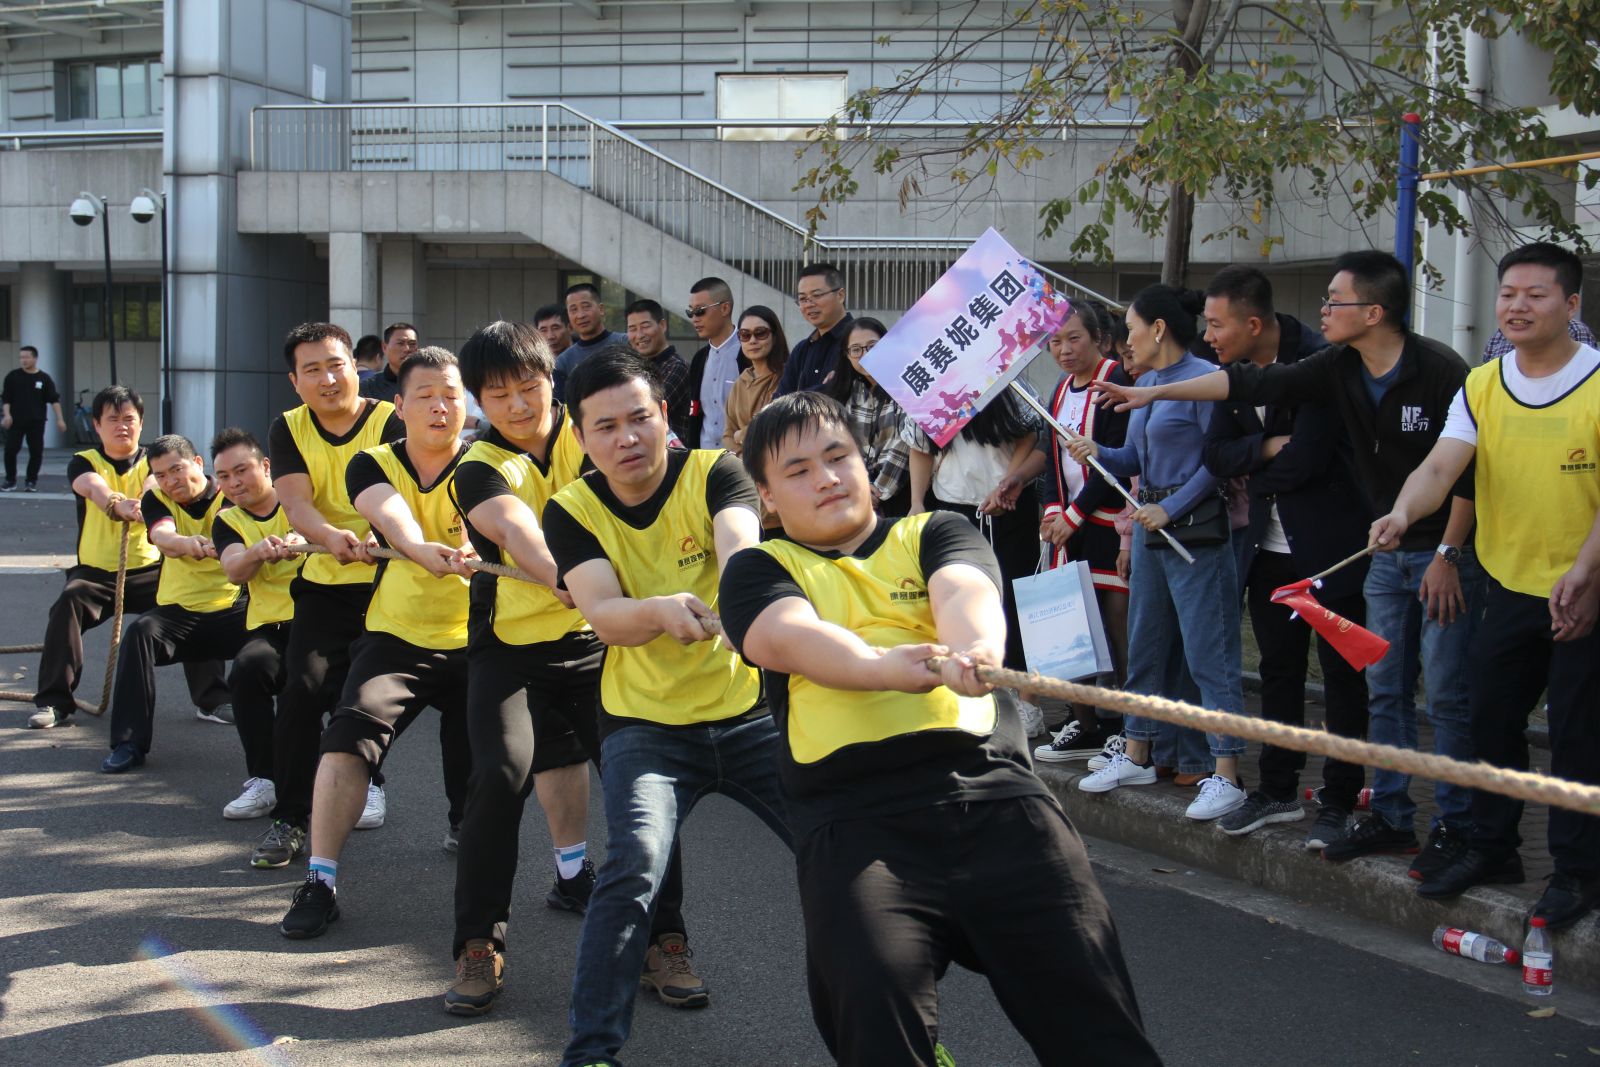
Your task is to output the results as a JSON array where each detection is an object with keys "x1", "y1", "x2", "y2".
[
  {"x1": 562, "y1": 714, "x2": 793, "y2": 1067},
  {"x1": 1123, "y1": 527, "x2": 1244, "y2": 761},
  {"x1": 1362, "y1": 547, "x2": 1484, "y2": 833}
]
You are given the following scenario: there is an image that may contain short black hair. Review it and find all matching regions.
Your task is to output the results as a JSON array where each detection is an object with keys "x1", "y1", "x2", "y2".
[
  {"x1": 92, "y1": 384, "x2": 143, "y2": 421},
  {"x1": 742, "y1": 391, "x2": 858, "y2": 487},
  {"x1": 146, "y1": 433, "x2": 198, "y2": 463},
  {"x1": 565, "y1": 346, "x2": 665, "y2": 429},
  {"x1": 354, "y1": 334, "x2": 383, "y2": 362},
  {"x1": 688, "y1": 276, "x2": 733, "y2": 306},
  {"x1": 625, "y1": 298, "x2": 667, "y2": 323},
  {"x1": 798, "y1": 262, "x2": 844, "y2": 292},
  {"x1": 19, "y1": 345, "x2": 38, "y2": 358},
  {"x1": 1497, "y1": 241, "x2": 1583, "y2": 298},
  {"x1": 283, "y1": 322, "x2": 353, "y2": 371},
  {"x1": 564, "y1": 282, "x2": 602, "y2": 303},
  {"x1": 534, "y1": 303, "x2": 568, "y2": 327},
  {"x1": 383, "y1": 322, "x2": 417, "y2": 345},
  {"x1": 1330, "y1": 250, "x2": 1410, "y2": 332},
  {"x1": 398, "y1": 346, "x2": 459, "y2": 394},
  {"x1": 1204, "y1": 265, "x2": 1275, "y2": 320},
  {"x1": 1128, "y1": 285, "x2": 1205, "y2": 349},
  {"x1": 458, "y1": 321, "x2": 554, "y2": 397},
  {"x1": 210, "y1": 427, "x2": 265, "y2": 462}
]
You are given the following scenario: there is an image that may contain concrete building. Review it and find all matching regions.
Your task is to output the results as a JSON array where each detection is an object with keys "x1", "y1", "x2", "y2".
[{"x1": 0, "y1": 1, "x2": 1593, "y2": 445}]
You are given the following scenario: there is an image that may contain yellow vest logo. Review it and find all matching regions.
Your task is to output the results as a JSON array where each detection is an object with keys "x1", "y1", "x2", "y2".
[
  {"x1": 1562, "y1": 446, "x2": 1596, "y2": 474},
  {"x1": 891, "y1": 576, "x2": 928, "y2": 602},
  {"x1": 677, "y1": 534, "x2": 709, "y2": 570}
]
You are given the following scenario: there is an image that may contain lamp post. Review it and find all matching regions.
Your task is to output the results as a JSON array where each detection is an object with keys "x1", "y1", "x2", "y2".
[
  {"x1": 68, "y1": 191, "x2": 118, "y2": 386},
  {"x1": 130, "y1": 188, "x2": 170, "y2": 434}
]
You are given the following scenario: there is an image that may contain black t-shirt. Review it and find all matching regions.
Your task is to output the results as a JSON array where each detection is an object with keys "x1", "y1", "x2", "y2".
[
  {"x1": 2, "y1": 368, "x2": 59, "y2": 423},
  {"x1": 267, "y1": 399, "x2": 404, "y2": 478},
  {"x1": 718, "y1": 512, "x2": 1049, "y2": 837}
]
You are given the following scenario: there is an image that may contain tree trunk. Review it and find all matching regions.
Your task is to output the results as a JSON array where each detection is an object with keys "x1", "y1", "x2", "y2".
[{"x1": 1161, "y1": 182, "x2": 1194, "y2": 287}]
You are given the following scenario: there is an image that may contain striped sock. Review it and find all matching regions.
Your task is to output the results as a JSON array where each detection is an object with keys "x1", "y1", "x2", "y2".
[
  {"x1": 308, "y1": 856, "x2": 338, "y2": 888},
  {"x1": 554, "y1": 842, "x2": 587, "y2": 880}
]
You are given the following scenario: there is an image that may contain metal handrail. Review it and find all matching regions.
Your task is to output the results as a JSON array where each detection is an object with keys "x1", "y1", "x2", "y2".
[{"x1": 0, "y1": 128, "x2": 163, "y2": 150}]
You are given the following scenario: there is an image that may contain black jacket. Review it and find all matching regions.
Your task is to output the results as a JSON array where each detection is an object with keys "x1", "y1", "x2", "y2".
[
  {"x1": 1221, "y1": 332, "x2": 1472, "y2": 553},
  {"x1": 686, "y1": 339, "x2": 750, "y2": 449},
  {"x1": 775, "y1": 314, "x2": 854, "y2": 398}
]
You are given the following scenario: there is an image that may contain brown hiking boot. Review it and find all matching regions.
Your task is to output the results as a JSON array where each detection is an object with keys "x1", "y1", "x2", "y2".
[
  {"x1": 640, "y1": 933, "x2": 709, "y2": 1009},
  {"x1": 445, "y1": 939, "x2": 505, "y2": 1016}
]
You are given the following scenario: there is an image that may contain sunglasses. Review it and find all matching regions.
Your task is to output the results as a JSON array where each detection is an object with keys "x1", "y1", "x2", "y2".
[
  {"x1": 686, "y1": 300, "x2": 730, "y2": 319},
  {"x1": 738, "y1": 327, "x2": 772, "y2": 342}
]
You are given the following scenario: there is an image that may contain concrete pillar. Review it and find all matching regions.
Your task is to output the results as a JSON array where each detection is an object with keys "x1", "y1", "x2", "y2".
[
  {"x1": 380, "y1": 238, "x2": 428, "y2": 343},
  {"x1": 17, "y1": 263, "x2": 73, "y2": 448},
  {"x1": 329, "y1": 232, "x2": 378, "y2": 344}
]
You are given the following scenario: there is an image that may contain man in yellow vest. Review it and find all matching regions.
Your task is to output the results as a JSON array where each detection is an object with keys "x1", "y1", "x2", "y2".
[
  {"x1": 543, "y1": 349, "x2": 789, "y2": 1067},
  {"x1": 1375, "y1": 242, "x2": 1600, "y2": 926},
  {"x1": 102, "y1": 435, "x2": 247, "y2": 772},
  {"x1": 279, "y1": 348, "x2": 473, "y2": 939},
  {"x1": 212, "y1": 427, "x2": 303, "y2": 821},
  {"x1": 28, "y1": 387, "x2": 222, "y2": 730},
  {"x1": 719, "y1": 392, "x2": 1158, "y2": 1066}
]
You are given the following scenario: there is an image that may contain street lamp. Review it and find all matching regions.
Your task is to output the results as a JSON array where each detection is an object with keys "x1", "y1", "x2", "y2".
[
  {"x1": 68, "y1": 191, "x2": 118, "y2": 386},
  {"x1": 130, "y1": 188, "x2": 171, "y2": 434}
]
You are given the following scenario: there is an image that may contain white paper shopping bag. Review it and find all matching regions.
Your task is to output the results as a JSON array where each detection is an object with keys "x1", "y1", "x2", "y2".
[{"x1": 1012, "y1": 560, "x2": 1112, "y2": 681}]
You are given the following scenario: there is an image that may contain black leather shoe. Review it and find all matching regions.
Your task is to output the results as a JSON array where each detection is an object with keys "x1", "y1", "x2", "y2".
[
  {"x1": 1417, "y1": 848, "x2": 1524, "y2": 899},
  {"x1": 101, "y1": 742, "x2": 145, "y2": 774},
  {"x1": 1531, "y1": 872, "x2": 1600, "y2": 929}
]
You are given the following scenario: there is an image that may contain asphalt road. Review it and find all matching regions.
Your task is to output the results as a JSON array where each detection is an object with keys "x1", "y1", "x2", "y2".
[{"x1": 2, "y1": 490, "x2": 1597, "y2": 1067}]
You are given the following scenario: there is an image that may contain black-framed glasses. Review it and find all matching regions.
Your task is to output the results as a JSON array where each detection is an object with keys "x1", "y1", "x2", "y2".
[
  {"x1": 796, "y1": 286, "x2": 843, "y2": 307},
  {"x1": 1320, "y1": 297, "x2": 1380, "y2": 310},
  {"x1": 846, "y1": 342, "x2": 878, "y2": 358},
  {"x1": 686, "y1": 300, "x2": 730, "y2": 319},
  {"x1": 738, "y1": 327, "x2": 772, "y2": 342}
]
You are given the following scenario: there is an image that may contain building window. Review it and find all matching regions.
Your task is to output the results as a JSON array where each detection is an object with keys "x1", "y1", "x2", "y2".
[
  {"x1": 716, "y1": 73, "x2": 848, "y2": 141},
  {"x1": 71, "y1": 284, "x2": 161, "y2": 342},
  {"x1": 0, "y1": 288, "x2": 11, "y2": 342},
  {"x1": 64, "y1": 58, "x2": 163, "y2": 120}
]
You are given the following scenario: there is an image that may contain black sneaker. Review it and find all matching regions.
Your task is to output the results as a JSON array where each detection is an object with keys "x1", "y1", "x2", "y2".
[
  {"x1": 23, "y1": 482, "x2": 36, "y2": 493},
  {"x1": 1218, "y1": 792, "x2": 1304, "y2": 836},
  {"x1": 1417, "y1": 848, "x2": 1524, "y2": 900},
  {"x1": 1033, "y1": 720, "x2": 1108, "y2": 764},
  {"x1": 1529, "y1": 871, "x2": 1600, "y2": 929},
  {"x1": 1408, "y1": 824, "x2": 1470, "y2": 882},
  {"x1": 1305, "y1": 804, "x2": 1350, "y2": 851},
  {"x1": 547, "y1": 858, "x2": 596, "y2": 914},
  {"x1": 251, "y1": 820, "x2": 307, "y2": 869},
  {"x1": 0, "y1": 482, "x2": 15, "y2": 493},
  {"x1": 281, "y1": 874, "x2": 339, "y2": 939},
  {"x1": 1320, "y1": 813, "x2": 1417, "y2": 862}
]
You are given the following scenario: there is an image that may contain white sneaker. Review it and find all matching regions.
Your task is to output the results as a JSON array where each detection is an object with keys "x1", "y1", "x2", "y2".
[
  {"x1": 1016, "y1": 699, "x2": 1045, "y2": 737},
  {"x1": 27, "y1": 707, "x2": 70, "y2": 729},
  {"x1": 1085, "y1": 733, "x2": 1126, "y2": 772},
  {"x1": 1186, "y1": 775, "x2": 1248, "y2": 821},
  {"x1": 355, "y1": 782, "x2": 386, "y2": 830},
  {"x1": 223, "y1": 777, "x2": 277, "y2": 820},
  {"x1": 1077, "y1": 752, "x2": 1157, "y2": 793},
  {"x1": 196, "y1": 703, "x2": 235, "y2": 725}
]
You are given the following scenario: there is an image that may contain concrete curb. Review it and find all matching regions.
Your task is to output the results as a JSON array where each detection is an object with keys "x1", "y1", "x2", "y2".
[{"x1": 1039, "y1": 763, "x2": 1600, "y2": 991}]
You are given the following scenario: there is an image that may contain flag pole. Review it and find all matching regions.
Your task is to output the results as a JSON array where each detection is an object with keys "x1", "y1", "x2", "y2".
[{"x1": 1306, "y1": 544, "x2": 1379, "y2": 585}]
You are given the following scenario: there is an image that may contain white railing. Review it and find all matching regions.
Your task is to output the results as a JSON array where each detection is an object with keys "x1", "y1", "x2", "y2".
[{"x1": 0, "y1": 128, "x2": 163, "y2": 150}]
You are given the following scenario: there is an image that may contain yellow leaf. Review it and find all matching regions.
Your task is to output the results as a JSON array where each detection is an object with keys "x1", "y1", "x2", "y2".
[{"x1": 1527, "y1": 1007, "x2": 1557, "y2": 1019}]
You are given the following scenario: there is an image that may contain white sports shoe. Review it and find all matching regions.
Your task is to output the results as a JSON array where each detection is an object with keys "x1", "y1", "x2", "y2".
[
  {"x1": 1077, "y1": 752, "x2": 1157, "y2": 794},
  {"x1": 196, "y1": 703, "x2": 235, "y2": 725},
  {"x1": 1186, "y1": 775, "x2": 1248, "y2": 821},
  {"x1": 223, "y1": 777, "x2": 277, "y2": 820},
  {"x1": 27, "y1": 707, "x2": 70, "y2": 729},
  {"x1": 1016, "y1": 699, "x2": 1045, "y2": 737},
  {"x1": 355, "y1": 783, "x2": 387, "y2": 830},
  {"x1": 1085, "y1": 733, "x2": 1126, "y2": 772}
]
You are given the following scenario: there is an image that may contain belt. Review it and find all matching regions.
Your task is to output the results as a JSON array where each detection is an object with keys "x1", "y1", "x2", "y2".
[{"x1": 1136, "y1": 485, "x2": 1183, "y2": 505}]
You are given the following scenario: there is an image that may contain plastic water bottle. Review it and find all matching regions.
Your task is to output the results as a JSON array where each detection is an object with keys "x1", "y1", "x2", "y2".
[
  {"x1": 1522, "y1": 918, "x2": 1553, "y2": 996},
  {"x1": 1432, "y1": 926, "x2": 1519, "y2": 965},
  {"x1": 1306, "y1": 786, "x2": 1373, "y2": 811}
]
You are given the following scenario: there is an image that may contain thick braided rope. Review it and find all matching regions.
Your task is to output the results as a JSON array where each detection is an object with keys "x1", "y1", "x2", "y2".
[
  {"x1": 945, "y1": 659, "x2": 1600, "y2": 818},
  {"x1": 0, "y1": 643, "x2": 44, "y2": 654},
  {"x1": 283, "y1": 541, "x2": 532, "y2": 582}
]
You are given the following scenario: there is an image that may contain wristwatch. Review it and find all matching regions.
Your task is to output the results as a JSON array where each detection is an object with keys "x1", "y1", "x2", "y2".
[{"x1": 1436, "y1": 544, "x2": 1461, "y2": 566}]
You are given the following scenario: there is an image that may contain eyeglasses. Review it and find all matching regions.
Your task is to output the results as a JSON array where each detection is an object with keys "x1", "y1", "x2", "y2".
[
  {"x1": 846, "y1": 342, "x2": 878, "y2": 358},
  {"x1": 738, "y1": 327, "x2": 772, "y2": 342},
  {"x1": 796, "y1": 286, "x2": 844, "y2": 307},
  {"x1": 686, "y1": 300, "x2": 729, "y2": 319},
  {"x1": 1320, "y1": 297, "x2": 1380, "y2": 311}
]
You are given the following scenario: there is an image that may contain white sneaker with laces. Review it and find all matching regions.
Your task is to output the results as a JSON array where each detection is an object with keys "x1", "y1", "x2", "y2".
[
  {"x1": 1016, "y1": 699, "x2": 1045, "y2": 737},
  {"x1": 1077, "y1": 752, "x2": 1157, "y2": 793},
  {"x1": 27, "y1": 707, "x2": 69, "y2": 729},
  {"x1": 1186, "y1": 775, "x2": 1248, "y2": 821},
  {"x1": 196, "y1": 703, "x2": 235, "y2": 725},
  {"x1": 355, "y1": 783, "x2": 387, "y2": 830},
  {"x1": 1085, "y1": 733, "x2": 1126, "y2": 772},
  {"x1": 223, "y1": 777, "x2": 277, "y2": 820}
]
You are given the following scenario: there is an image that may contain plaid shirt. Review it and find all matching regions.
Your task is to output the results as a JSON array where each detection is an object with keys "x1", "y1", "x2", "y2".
[
  {"x1": 846, "y1": 379, "x2": 910, "y2": 503},
  {"x1": 653, "y1": 346, "x2": 693, "y2": 445},
  {"x1": 1481, "y1": 318, "x2": 1595, "y2": 363}
]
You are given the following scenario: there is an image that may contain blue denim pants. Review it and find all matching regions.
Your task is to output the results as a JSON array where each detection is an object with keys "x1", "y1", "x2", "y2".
[
  {"x1": 1362, "y1": 547, "x2": 1484, "y2": 833},
  {"x1": 561, "y1": 714, "x2": 793, "y2": 1067},
  {"x1": 1123, "y1": 527, "x2": 1244, "y2": 761}
]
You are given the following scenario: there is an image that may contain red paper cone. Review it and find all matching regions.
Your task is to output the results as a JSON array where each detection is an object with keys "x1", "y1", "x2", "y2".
[{"x1": 1270, "y1": 581, "x2": 1390, "y2": 670}]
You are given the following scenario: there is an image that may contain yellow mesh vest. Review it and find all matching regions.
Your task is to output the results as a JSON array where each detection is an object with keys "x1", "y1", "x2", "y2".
[
  {"x1": 215, "y1": 503, "x2": 298, "y2": 629},
  {"x1": 151, "y1": 485, "x2": 239, "y2": 613},
  {"x1": 283, "y1": 401, "x2": 396, "y2": 586},
  {"x1": 76, "y1": 449, "x2": 160, "y2": 571},
  {"x1": 362, "y1": 443, "x2": 470, "y2": 650},
  {"x1": 1465, "y1": 358, "x2": 1600, "y2": 598},
  {"x1": 551, "y1": 450, "x2": 760, "y2": 725},
  {"x1": 459, "y1": 418, "x2": 589, "y2": 646},
  {"x1": 755, "y1": 513, "x2": 996, "y2": 764}
]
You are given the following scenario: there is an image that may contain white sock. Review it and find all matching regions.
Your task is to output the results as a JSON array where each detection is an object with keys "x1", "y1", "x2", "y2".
[
  {"x1": 308, "y1": 856, "x2": 338, "y2": 888},
  {"x1": 554, "y1": 842, "x2": 587, "y2": 880}
]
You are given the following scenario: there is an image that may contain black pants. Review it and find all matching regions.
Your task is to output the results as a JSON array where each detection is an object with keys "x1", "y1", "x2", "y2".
[
  {"x1": 452, "y1": 630, "x2": 689, "y2": 956},
  {"x1": 1246, "y1": 550, "x2": 1370, "y2": 806},
  {"x1": 932, "y1": 489, "x2": 1037, "y2": 671},
  {"x1": 4, "y1": 419, "x2": 44, "y2": 484},
  {"x1": 108, "y1": 601, "x2": 249, "y2": 754},
  {"x1": 319, "y1": 630, "x2": 472, "y2": 828},
  {"x1": 798, "y1": 795, "x2": 1158, "y2": 1067},
  {"x1": 1469, "y1": 580, "x2": 1600, "y2": 877},
  {"x1": 230, "y1": 623, "x2": 289, "y2": 782}
]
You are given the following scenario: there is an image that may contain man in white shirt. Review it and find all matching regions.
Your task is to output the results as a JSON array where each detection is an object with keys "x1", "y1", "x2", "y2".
[{"x1": 686, "y1": 277, "x2": 744, "y2": 448}]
